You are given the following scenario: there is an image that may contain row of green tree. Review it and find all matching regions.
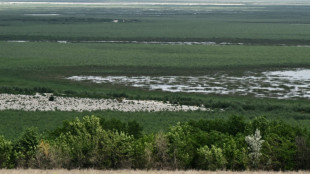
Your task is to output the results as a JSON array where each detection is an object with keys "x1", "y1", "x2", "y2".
[{"x1": 0, "y1": 115, "x2": 309, "y2": 170}]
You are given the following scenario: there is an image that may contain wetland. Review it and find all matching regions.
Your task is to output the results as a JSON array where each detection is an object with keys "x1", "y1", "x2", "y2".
[{"x1": 68, "y1": 69, "x2": 310, "y2": 99}]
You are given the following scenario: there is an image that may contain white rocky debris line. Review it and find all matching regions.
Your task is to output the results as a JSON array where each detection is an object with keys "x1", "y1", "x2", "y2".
[{"x1": 0, "y1": 93, "x2": 208, "y2": 112}]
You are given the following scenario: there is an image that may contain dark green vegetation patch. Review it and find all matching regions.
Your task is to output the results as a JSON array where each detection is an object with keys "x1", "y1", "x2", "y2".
[{"x1": 0, "y1": 116, "x2": 309, "y2": 170}]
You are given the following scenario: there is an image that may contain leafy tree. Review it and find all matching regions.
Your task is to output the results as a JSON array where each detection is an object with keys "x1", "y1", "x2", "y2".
[
  {"x1": 55, "y1": 116, "x2": 104, "y2": 168},
  {"x1": 51, "y1": 118, "x2": 144, "y2": 140},
  {"x1": 268, "y1": 120, "x2": 297, "y2": 141},
  {"x1": 167, "y1": 122, "x2": 196, "y2": 169},
  {"x1": 227, "y1": 115, "x2": 246, "y2": 136},
  {"x1": 31, "y1": 140, "x2": 60, "y2": 169},
  {"x1": 12, "y1": 127, "x2": 40, "y2": 168},
  {"x1": 205, "y1": 130, "x2": 230, "y2": 148},
  {"x1": 100, "y1": 118, "x2": 127, "y2": 133},
  {"x1": 98, "y1": 131, "x2": 133, "y2": 169},
  {"x1": 261, "y1": 133, "x2": 296, "y2": 170},
  {"x1": 127, "y1": 120, "x2": 143, "y2": 138},
  {"x1": 0, "y1": 136, "x2": 12, "y2": 168},
  {"x1": 131, "y1": 134, "x2": 154, "y2": 169},
  {"x1": 153, "y1": 131, "x2": 170, "y2": 169},
  {"x1": 246, "y1": 116, "x2": 269, "y2": 136},
  {"x1": 197, "y1": 145, "x2": 227, "y2": 170},
  {"x1": 223, "y1": 137, "x2": 248, "y2": 170},
  {"x1": 295, "y1": 136, "x2": 310, "y2": 170},
  {"x1": 0, "y1": 115, "x2": 309, "y2": 170},
  {"x1": 245, "y1": 129, "x2": 264, "y2": 169},
  {"x1": 55, "y1": 116, "x2": 133, "y2": 169}
]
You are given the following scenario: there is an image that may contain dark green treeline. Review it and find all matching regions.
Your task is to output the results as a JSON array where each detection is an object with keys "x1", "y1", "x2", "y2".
[{"x1": 0, "y1": 115, "x2": 309, "y2": 170}]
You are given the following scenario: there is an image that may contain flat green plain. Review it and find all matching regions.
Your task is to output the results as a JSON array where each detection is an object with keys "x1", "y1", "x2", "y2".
[
  {"x1": 1, "y1": 3, "x2": 310, "y2": 139},
  {"x1": 1, "y1": 4, "x2": 310, "y2": 44}
]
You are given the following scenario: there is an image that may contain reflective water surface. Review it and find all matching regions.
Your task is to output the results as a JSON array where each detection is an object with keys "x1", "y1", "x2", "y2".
[{"x1": 67, "y1": 69, "x2": 310, "y2": 99}]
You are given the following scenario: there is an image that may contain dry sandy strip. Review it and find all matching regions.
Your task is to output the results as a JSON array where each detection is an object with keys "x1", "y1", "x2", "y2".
[
  {"x1": 0, "y1": 170, "x2": 309, "y2": 174},
  {"x1": 0, "y1": 93, "x2": 207, "y2": 112}
]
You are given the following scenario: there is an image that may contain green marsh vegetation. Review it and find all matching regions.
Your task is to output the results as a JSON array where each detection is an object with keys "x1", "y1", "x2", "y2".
[
  {"x1": 0, "y1": 2, "x2": 310, "y2": 152},
  {"x1": 1, "y1": 42, "x2": 310, "y2": 138},
  {"x1": 1, "y1": 4, "x2": 310, "y2": 44}
]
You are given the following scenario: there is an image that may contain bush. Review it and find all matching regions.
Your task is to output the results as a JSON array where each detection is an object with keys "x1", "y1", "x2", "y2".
[
  {"x1": 12, "y1": 127, "x2": 40, "y2": 168},
  {"x1": 31, "y1": 140, "x2": 60, "y2": 169},
  {"x1": 0, "y1": 116, "x2": 309, "y2": 170},
  {"x1": 127, "y1": 120, "x2": 143, "y2": 139},
  {"x1": 0, "y1": 136, "x2": 12, "y2": 168},
  {"x1": 166, "y1": 122, "x2": 197, "y2": 169},
  {"x1": 54, "y1": 116, "x2": 134, "y2": 169},
  {"x1": 197, "y1": 145, "x2": 227, "y2": 170}
]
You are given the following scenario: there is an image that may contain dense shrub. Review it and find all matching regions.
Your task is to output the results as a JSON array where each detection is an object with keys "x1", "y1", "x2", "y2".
[
  {"x1": 0, "y1": 136, "x2": 12, "y2": 168},
  {"x1": 12, "y1": 127, "x2": 40, "y2": 168},
  {"x1": 54, "y1": 116, "x2": 134, "y2": 169},
  {"x1": 0, "y1": 115, "x2": 309, "y2": 170},
  {"x1": 197, "y1": 145, "x2": 227, "y2": 170}
]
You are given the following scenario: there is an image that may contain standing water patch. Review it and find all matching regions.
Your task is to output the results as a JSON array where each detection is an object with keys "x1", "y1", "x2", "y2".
[{"x1": 67, "y1": 69, "x2": 310, "y2": 99}]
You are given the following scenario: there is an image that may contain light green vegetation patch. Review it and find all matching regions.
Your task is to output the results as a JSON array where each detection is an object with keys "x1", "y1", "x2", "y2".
[{"x1": 1, "y1": 42, "x2": 310, "y2": 70}]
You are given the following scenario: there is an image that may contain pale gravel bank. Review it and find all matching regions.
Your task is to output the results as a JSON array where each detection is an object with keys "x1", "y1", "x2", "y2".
[
  {"x1": 0, "y1": 93, "x2": 207, "y2": 112},
  {"x1": 0, "y1": 170, "x2": 309, "y2": 174}
]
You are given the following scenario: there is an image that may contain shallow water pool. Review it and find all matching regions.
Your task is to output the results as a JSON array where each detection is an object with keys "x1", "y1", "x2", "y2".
[{"x1": 67, "y1": 69, "x2": 310, "y2": 99}]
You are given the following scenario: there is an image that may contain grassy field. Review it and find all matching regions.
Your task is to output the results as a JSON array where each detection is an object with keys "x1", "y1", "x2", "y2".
[
  {"x1": 1, "y1": 42, "x2": 310, "y2": 95},
  {"x1": 1, "y1": 2, "x2": 310, "y2": 139},
  {"x1": 0, "y1": 170, "x2": 310, "y2": 174},
  {"x1": 1, "y1": 4, "x2": 310, "y2": 44},
  {"x1": 2, "y1": 43, "x2": 310, "y2": 139},
  {"x1": 1, "y1": 42, "x2": 310, "y2": 70},
  {"x1": 1, "y1": 108, "x2": 310, "y2": 139}
]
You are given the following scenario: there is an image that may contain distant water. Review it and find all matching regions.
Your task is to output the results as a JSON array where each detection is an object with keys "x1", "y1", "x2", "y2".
[
  {"x1": 264, "y1": 69, "x2": 310, "y2": 81},
  {"x1": 67, "y1": 69, "x2": 310, "y2": 99}
]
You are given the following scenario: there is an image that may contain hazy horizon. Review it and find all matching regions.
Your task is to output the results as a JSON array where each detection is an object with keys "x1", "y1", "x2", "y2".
[{"x1": 1, "y1": 0, "x2": 310, "y2": 5}]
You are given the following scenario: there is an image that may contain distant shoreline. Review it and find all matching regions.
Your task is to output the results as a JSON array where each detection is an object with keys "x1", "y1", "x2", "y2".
[
  {"x1": 1, "y1": 1, "x2": 310, "y2": 6},
  {"x1": 0, "y1": 1, "x2": 245, "y2": 6}
]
